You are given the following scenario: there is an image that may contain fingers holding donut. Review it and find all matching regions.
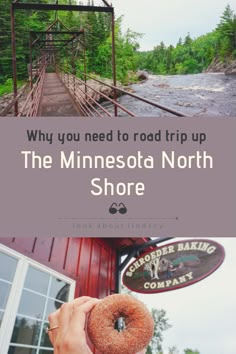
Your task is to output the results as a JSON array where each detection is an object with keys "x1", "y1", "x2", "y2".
[
  {"x1": 47, "y1": 309, "x2": 60, "y2": 345},
  {"x1": 69, "y1": 298, "x2": 100, "y2": 333},
  {"x1": 47, "y1": 295, "x2": 152, "y2": 354},
  {"x1": 47, "y1": 296, "x2": 100, "y2": 354}
]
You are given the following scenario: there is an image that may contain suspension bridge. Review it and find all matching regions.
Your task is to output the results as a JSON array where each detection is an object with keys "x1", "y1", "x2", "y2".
[{"x1": 0, "y1": 0, "x2": 186, "y2": 118}]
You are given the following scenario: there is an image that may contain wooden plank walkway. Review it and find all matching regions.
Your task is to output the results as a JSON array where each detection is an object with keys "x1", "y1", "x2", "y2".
[{"x1": 39, "y1": 73, "x2": 80, "y2": 116}]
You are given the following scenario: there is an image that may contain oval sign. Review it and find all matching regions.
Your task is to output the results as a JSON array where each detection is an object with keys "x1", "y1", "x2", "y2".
[{"x1": 122, "y1": 239, "x2": 225, "y2": 293}]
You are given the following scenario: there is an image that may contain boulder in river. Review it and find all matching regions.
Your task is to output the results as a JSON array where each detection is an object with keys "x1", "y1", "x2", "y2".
[
  {"x1": 136, "y1": 70, "x2": 149, "y2": 81},
  {"x1": 82, "y1": 78, "x2": 125, "y2": 104}
]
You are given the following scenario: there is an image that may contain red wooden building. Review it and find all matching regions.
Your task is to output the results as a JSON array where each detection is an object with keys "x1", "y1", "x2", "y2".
[{"x1": 0, "y1": 237, "x2": 163, "y2": 354}]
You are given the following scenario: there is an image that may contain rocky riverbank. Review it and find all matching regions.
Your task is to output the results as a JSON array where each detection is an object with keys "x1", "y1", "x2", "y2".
[
  {"x1": 206, "y1": 58, "x2": 236, "y2": 74},
  {"x1": 0, "y1": 92, "x2": 17, "y2": 114},
  {"x1": 84, "y1": 78, "x2": 124, "y2": 103},
  {"x1": 0, "y1": 84, "x2": 31, "y2": 115}
]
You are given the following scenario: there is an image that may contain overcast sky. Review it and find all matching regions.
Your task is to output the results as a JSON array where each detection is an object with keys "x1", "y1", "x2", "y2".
[
  {"x1": 112, "y1": 0, "x2": 236, "y2": 50},
  {"x1": 123, "y1": 238, "x2": 236, "y2": 354}
]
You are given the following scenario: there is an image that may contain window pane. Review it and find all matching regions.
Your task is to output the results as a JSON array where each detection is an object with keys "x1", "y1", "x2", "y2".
[
  {"x1": 39, "y1": 350, "x2": 54, "y2": 354},
  {"x1": 44, "y1": 299, "x2": 63, "y2": 320},
  {"x1": 0, "y1": 310, "x2": 4, "y2": 327},
  {"x1": 24, "y1": 267, "x2": 50, "y2": 295},
  {"x1": 11, "y1": 316, "x2": 42, "y2": 346},
  {"x1": 40, "y1": 323, "x2": 53, "y2": 348},
  {"x1": 0, "y1": 252, "x2": 17, "y2": 282},
  {"x1": 0, "y1": 281, "x2": 11, "y2": 309},
  {"x1": 18, "y1": 290, "x2": 46, "y2": 319},
  {"x1": 8, "y1": 347, "x2": 37, "y2": 354},
  {"x1": 49, "y1": 278, "x2": 69, "y2": 301}
]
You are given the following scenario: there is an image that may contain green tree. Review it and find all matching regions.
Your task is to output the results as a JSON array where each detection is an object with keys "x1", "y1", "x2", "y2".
[
  {"x1": 168, "y1": 346, "x2": 179, "y2": 354},
  {"x1": 184, "y1": 33, "x2": 192, "y2": 46},
  {"x1": 184, "y1": 349, "x2": 200, "y2": 354},
  {"x1": 0, "y1": 0, "x2": 12, "y2": 83},
  {"x1": 216, "y1": 4, "x2": 236, "y2": 56},
  {"x1": 146, "y1": 309, "x2": 171, "y2": 354},
  {"x1": 94, "y1": 16, "x2": 141, "y2": 83},
  {"x1": 0, "y1": 0, "x2": 52, "y2": 84}
]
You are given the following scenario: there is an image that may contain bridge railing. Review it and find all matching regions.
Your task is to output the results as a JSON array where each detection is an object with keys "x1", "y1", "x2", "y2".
[
  {"x1": 56, "y1": 66, "x2": 186, "y2": 117},
  {"x1": 57, "y1": 67, "x2": 135, "y2": 117},
  {"x1": 0, "y1": 64, "x2": 46, "y2": 117},
  {"x1": 18, "y1": 64, "x2": 46, "y2": 117}
]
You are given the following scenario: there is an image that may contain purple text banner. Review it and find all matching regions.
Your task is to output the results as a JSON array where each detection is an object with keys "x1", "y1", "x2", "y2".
[{"x1": 0, "y1": 116, "x2": 235, "y2": 237}]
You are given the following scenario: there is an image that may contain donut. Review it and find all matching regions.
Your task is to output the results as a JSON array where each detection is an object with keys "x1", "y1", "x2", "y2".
[{"x1": 87, "y1": 294, "x2": 154, "y2": 354}]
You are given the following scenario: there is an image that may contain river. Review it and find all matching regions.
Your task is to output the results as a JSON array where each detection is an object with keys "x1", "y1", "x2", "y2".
[{"x1": 117, "y1": 73, "x2": 236, "y2": 116}]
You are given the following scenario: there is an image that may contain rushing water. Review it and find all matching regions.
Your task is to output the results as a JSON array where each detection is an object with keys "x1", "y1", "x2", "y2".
[{"x1": 117, "y1": 73, "x2": 236, "y2": 116}]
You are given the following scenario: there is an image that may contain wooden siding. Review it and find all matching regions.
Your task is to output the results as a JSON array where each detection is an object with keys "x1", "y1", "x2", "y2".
[{"x1": 0, "y1": 237, "x2": 117, "y2": 298}]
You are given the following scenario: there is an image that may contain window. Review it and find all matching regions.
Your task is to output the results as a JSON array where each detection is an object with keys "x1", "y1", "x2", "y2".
[
  {"x1": 0, "y1": 252, "x2": 18, "y2": 328},
  {"x1": 0, "y1": 244, "x2": 75, "y2": 354}
]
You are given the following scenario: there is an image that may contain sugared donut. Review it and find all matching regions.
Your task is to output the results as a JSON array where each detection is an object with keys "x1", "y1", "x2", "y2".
[{"x1": 87, "y1": 294, "x2": 154, "y2": 354}]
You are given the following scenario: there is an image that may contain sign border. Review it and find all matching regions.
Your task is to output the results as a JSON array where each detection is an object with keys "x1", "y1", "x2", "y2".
[{"x1": 122, "y1": 238, "x2": 225, "y2": 294}]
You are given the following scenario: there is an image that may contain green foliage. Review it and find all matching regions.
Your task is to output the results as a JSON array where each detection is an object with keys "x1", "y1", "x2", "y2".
[
  {"x1": 0, "y1": 0, "x2": 52, "y2": 82},
  {"x1": 0, "y1": 0, "x2": 13, "y2": 82},
  {"x1": 0, "y1": 78, "x2": 13, "y2": 95},
  {"x1": 168, "y1": 346, "x2": 179, "y2": 354},
  {"x1": 184, "y1": 349, "x2": 200, "y2": 354},
  {"x1": 146, "y1": 308, "x2": 172, "y2": 354},
  {"x1": 137, "y1": 5, "x2": 236, "y2": 75},
  {"x1": 88, "y1": 16, "x2": 141, "y2": 84},
  {"x1": 216, "y1": 4, "x2": 236, "y2": 56},
  {"x1": 0, "y1": 0, "x2": 141, "y2": 89},
  {"x1": 0, "y1": 79, "x2": 25, "y2": 96}
]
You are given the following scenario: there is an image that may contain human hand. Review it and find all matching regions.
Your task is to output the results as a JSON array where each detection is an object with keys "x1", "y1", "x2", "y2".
[
  {"x1": 47, "y1": 296, "x2": 100, "y2": 354},
  {"x1": 48, "y1": 296, "x2": 146, "y2": 354}
]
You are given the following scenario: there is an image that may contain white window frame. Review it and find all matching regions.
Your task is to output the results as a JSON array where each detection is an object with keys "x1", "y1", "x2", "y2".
[{"x1": 0, "y1": 243, "x2": 76, "y2": 354}]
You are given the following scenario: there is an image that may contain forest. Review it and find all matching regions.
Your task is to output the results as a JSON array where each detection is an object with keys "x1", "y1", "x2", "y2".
[
  {"x1": 0, "y1": 1, "x2": 235, "y2": 95},
  {"x1": 137, "y1": 4, "x2": 236, "y2": 75}
]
